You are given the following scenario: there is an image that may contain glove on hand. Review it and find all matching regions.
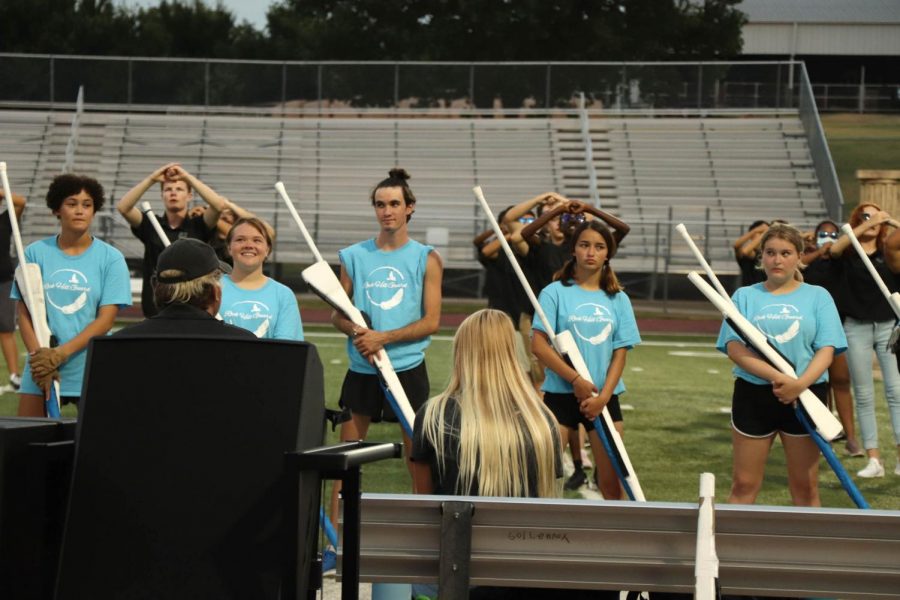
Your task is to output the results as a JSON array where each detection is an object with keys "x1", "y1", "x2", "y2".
[
  {"x1": 30, "y1": 347, "x2": 68, "y2": 379},
  {"x1": 34, "y1": 368, "x2": 60, "y2": 391}
]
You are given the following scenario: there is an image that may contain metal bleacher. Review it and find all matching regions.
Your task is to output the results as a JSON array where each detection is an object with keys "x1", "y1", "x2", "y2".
[
  {"x1": 553, "y1": 114, "x2": 829, "y2": 275},
  {"x1": 0, "y1": 107, "x2": 830, "y2": 278}
]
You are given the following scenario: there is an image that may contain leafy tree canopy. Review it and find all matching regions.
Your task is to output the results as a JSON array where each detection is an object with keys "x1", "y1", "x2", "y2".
[{"x1": 0, "y1": 0, "x2": 744, "y2": 60}]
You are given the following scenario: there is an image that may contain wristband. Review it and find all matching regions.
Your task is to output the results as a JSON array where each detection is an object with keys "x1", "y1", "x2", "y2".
[{"x1": 570, "y1": 373, "x2": 581, "y2": 385}]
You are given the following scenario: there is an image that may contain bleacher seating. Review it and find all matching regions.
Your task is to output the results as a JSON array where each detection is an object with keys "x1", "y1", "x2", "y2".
[{"x1": 0, "y1": 108, "x2": 829, "y2": 275}]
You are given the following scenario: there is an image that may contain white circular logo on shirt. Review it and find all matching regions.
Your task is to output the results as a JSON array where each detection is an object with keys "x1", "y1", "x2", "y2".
[
  {"x1": 569, "y1": 302, "x2": 614, "y2": 346},
  {"x1": 364, "y1": 266, "x2": 406, "y2": 311},
  {"x1": 45, "y1": 269, "x2": 90, "y2": 315},
  {"x1": 222, "y1": 300, "x2": 273, "y2": 338},
  {"x1": 752, "y1": 303, "x2": 802, "y2": 343}
]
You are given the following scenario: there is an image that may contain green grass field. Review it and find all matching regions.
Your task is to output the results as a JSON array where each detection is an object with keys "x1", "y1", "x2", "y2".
[
  {"x1": 822, "y1": 113, "x2": 900, "y2": 213},
  {"x1": 6, "y1": 324, "x2": 896, "y2": 510}
]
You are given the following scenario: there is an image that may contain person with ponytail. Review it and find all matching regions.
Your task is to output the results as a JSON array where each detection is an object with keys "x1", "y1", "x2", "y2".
[
  {"x1": 828, "y1": 203, "x2": 900, "y2": 478},
  {"x1": 530, "y1": 219, "x2": 640, "y2": 500},
  {"x1": 717, "y1": 224, "x2": 846, "y2": 506},
  {"x1": 412, "y1": 309, "x2": 562, "y2": 497},
  {"x1": 328, "y1": 168, "x2": 443, "y2": 526}
]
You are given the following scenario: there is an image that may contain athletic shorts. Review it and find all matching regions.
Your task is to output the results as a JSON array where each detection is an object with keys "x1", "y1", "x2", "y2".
[
  {"x1": 338, "y1": 361, "x2": 430, "y2": 423},
  {"x1": 543, "y1": 391, "x2": 623, "y2": 431},
  {"x1": 0, "y1": 280, "x2": 16, "y2": 332},
  {"x1": 731, "y1": 378, "x2": 828, "y2": 438}
]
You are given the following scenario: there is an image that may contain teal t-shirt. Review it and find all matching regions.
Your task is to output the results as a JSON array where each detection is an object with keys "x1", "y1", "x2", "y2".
[
  {"x1": 220, "y1": 275, "x2": 303, "y2": 341},
  {"x1": 715, "y1": 282, "x2": 847, "y2": 385},
  {"x1": 533, "y1": 281, "x2": 641, "y2": 395},
  {"x1": 11, "y1": 236, "x2": 131, "y2": 396},
  {"x1": 338, "y1": 238, "x2": 433, "y2": 374}
]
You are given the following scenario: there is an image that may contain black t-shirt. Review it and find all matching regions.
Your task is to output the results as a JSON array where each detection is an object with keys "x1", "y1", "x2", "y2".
[
  {"x1": 479, "y1": 249, "x2": 535, "y2": 321},
  {"x1": 0, "y1": 211, "x2": 13, "y2": 282},
  {"x1": 132, "y1": 212, "x2": 214, "y2": 317},
  {"x1": 736, "y1": 254, "x2": 765, "y2": 287},
  {"x1": 411, "y1": 396, "x2": 562, "y2": 496},
  {"x1": 478, "y1": 252, "x2": 518, "y2": 322},
  {"x1": 529, "y1": 238, "x2": 568, "y2": 291},
  {"x1": 803, "y1": 256, "x2": 844, "y2": 320},
  {"x1": 834, "y1": 248, "x2": 899, "y2": 322}
]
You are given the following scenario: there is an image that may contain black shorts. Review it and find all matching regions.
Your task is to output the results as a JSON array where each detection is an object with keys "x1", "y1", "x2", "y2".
[
  {"x1": 543, "y1": 392, "x2": 623, "y2": 431},
  {"x1": 338, "y1": 361, "x2": 430, "y2": 423},
  {"x1": 731, "y1": 378, "x2": 829, "y2": 437},
  {"x1": 0, "y1": 280, "x2": 16, "y2": 332}
]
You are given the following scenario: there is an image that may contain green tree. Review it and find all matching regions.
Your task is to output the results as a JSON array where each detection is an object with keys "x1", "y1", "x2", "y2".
[{"x1": 264, "y1": 0, "x2": 745, "y2": 61}]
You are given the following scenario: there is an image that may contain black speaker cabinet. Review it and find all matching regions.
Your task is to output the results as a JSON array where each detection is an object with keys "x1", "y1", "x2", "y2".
[
  {"x1": 0, "y1": 417, "x2": 77, "y2": 600},
  {"x1": 56, "y1": 337, "x2": 324, "y2": 600}
]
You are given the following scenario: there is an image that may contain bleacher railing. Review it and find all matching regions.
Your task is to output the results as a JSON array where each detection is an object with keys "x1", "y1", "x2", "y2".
[
  {"x1": 0, "y1": 55, "x2": 804, "y2": 113},
  {"x1": 797, "y1": 63, "x2": 844, "y2": 221}
]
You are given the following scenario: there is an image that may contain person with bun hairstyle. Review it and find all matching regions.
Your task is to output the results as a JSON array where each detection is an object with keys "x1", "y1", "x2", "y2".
[
  {"x1": 717, "y1": 224, "x2": 846, "y2": 506},
  {"x1": 328, "y1": 168, "x2": 443, "y2": 526},
  {"x1": 219, "y1": 217, "x2": 303, "y2": 340},
  {"x1": 13, "y1": 174, "x2": 131, "y2": 415},
  {"x1": 530, "y1": 219, "x2": 640, "y2": 500},
  {"x1": 829, "y1": 203, "x2": 900, "y2": 478}
]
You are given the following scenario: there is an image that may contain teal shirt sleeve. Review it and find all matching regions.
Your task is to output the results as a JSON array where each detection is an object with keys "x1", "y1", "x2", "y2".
[{"x1": 273, "y1": 284, "x2": 303, "y2": 341}]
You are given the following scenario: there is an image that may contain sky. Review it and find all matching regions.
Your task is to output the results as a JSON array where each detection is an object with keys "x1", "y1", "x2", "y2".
[{"x1": 116, "y1": 0, "x2": 273, "y2": 31}]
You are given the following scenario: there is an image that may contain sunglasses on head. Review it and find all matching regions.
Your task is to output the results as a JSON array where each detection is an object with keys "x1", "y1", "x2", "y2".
[
  {"x1": 560, "y1": 213, "x2": 586, "y2": 226},
  {"x1": 817, "y1": 231, "x2": 838, "y2": 239},
  {"x1": 861, "y1": 213, "x2": 874, "y2": 221}
]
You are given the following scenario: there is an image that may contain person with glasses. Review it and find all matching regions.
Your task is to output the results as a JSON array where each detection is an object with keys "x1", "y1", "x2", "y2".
[
  {"x1": 828, "y1": 203, "x2": 900, "y2": 478},
  {"x1": 801, "y1": 220, "x2": 862, "y2": 457}
]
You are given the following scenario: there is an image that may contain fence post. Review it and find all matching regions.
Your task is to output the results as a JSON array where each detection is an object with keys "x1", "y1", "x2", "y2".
[
  {"x1": 281, "y1": 62, "x2": 287, "y2": 108},
  {"x1": 49, "y1": 56, "x2": 55, "y2": 105},
  {"x1": 649, "y1": 221, "x2": 660, "y2": 300},
  {"x1": 127, "y1": 59, "x2": 133, "y2": 107},
  {"x1": 663, "y1": 206, "x2": 673, "y2": 312},
  {"x1": 393, "y1": 63, "x2": 400, "y2": 107},
  {"x1": 858, "y1": 66, "x2": 866, "y2": 114},
  {"x1": 545, "y1": 63, "x2": 552, "y2": 109},
  {"x1": 204, "y1": 61, "x2": 210, "y2": 107},
  {"x1": 697, "y1": 63, "x2": 703, "y2": 109}
]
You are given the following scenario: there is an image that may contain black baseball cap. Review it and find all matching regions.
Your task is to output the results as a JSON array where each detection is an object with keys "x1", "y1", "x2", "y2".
[{"x1": 155, "y1": 238, "x2": 231, "y2": 283}]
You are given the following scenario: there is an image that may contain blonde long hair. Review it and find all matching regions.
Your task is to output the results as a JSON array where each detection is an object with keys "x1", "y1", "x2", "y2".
[{"x1": 421, "y1": 309, "x2": 561, "y2": 498}]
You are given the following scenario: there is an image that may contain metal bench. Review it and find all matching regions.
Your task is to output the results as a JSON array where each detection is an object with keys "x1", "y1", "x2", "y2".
[{"x1": 349, "y1": 488, "x2": 900, "y2": 599}]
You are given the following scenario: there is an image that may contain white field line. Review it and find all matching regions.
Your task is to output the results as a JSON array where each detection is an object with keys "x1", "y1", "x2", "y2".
[{"x1": 305, "y1": 331, "x2": 715, "y2": 348}]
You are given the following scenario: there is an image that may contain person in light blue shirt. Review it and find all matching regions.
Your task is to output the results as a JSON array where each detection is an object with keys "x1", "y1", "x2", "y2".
[
  {"x1": 716, "y1": 223, "x2": 846, "y2": 507},
  {"x1": 328, "y1": 168, "x2": 443, "y2": 532},
  {"x1": 12, "y1": 174, "x2": 131, "y2": 416},
  {"x1": 531, "y1": 219, "x2": 640, "y2": 500},
  {"x1": 219, "y1": 218, "x2": 302, "y2": 341}
]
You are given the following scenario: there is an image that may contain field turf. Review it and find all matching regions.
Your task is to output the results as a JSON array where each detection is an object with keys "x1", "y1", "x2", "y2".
[{"x1": 4, "y1": 325, "x2": 897, "y2": 511}]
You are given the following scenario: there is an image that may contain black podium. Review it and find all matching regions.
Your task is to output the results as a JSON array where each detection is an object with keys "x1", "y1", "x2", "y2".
[
  {"x1": 55, "y1": 336, "x2": 324, "y2": 600},
  {"x1": 0, "y1": 417, "x2": 77, "y2": 600}
]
